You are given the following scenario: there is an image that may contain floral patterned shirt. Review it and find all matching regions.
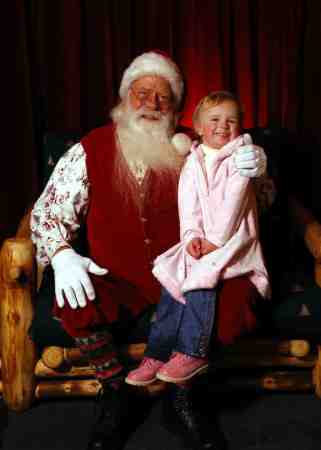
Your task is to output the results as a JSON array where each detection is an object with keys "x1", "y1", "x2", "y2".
[{"x1": 30, "y1": 143, "x2": 90, "y2": 266}]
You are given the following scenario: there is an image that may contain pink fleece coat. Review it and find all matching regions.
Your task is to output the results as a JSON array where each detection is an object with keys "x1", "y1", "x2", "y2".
[{"x1": 152, "y1": 135, "x2": 271, "y2": 304}]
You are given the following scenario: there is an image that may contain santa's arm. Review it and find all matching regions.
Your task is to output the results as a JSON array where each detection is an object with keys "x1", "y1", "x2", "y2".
[
  {"x1": 30, "y1": 143, "x2": 107, "y2": 310},
  {"x1": 30, "y1": 143, "x2": 89, "y2": 266},
  {"x1": 234, "y1": 139, "x2": 267, "y2": 177}
]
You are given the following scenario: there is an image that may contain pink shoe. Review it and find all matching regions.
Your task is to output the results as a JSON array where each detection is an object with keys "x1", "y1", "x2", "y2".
[
  {"x1": 125, "y1": 357, "x2": 165, "y2": 386},
  {"x1": 156, "y1": 352, "x2": 208, "y2": 383}
]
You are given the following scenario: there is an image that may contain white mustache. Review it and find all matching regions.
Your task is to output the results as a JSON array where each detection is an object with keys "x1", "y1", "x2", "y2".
[{"x1": 136, "y1": 109, "x2": 162, "y2": 120}]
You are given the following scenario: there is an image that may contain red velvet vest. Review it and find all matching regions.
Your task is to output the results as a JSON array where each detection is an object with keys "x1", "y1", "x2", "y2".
[{"x1": 81, "y1": 124, "x2": 180, "y2": 322}]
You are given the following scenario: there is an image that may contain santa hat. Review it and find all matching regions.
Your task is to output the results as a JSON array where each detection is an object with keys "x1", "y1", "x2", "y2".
[{"x1": 119, "y1": 51, "x2": 184, "y2": 107}]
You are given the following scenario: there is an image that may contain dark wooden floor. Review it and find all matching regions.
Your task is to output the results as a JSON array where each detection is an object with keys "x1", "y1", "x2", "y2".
[{"x1": 2, "y1": 388, "x2": 321, "y2": 450}]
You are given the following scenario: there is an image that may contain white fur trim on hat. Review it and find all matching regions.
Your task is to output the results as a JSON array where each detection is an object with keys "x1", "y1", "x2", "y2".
[{"x1": 119, "y1": 51, "x2": 184, "y2": 106}]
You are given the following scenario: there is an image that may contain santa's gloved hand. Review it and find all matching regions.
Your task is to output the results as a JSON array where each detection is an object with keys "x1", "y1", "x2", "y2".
[
  {"x1": 51, "y1": 248, "x2": 108, "y2": 309},
  {"x1": 234, "y1": 133, "x2": 267, "y2": 177}
]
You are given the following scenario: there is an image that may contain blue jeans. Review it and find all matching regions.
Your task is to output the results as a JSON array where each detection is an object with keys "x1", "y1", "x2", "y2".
[{"x1": 145, "y1": 288, "x2": 216, "y2": 361}]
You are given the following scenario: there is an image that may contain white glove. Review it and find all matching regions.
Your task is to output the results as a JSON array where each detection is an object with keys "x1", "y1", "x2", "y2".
[
  {"x1": 234, "y1": 133, "x2": 267, "y2": 177},
  {"x1": 51, "y1": 248, "x2": 108, "y2": 309}
]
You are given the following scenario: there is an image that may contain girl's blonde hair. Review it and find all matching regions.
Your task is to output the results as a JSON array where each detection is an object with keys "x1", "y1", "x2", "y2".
[{"x1": 192, "y1": 90, "x2": 244, "y2": 131}]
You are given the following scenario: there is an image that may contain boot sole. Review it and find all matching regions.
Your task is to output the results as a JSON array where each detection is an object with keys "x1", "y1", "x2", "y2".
[
  {"x1": 124, "y1": 376, "x2": 157, "y2": 386},
  {"x1": 156, "y1": 364, "x2": 208, "y2": 383}
]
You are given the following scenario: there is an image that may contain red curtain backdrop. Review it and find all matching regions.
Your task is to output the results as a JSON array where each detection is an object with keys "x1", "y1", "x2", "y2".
[
  {"x1": 27, "y1": 0, "x2": 306, "y2": 131},
  {"x1": 3, "y1": 0, "x2": 321, "y2": 243}
]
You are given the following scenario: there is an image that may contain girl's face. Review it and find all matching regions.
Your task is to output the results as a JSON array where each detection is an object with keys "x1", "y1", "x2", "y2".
[{"x1": 197, "y1": 100, "x2": 240, "y2": 149}]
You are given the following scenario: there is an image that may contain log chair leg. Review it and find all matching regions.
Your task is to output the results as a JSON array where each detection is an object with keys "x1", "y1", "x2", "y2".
[
  {"x1": 0, "y1": 238, "x2": 38, "y2": 412},
  {"x1": 313, "y1": 345, "x2": 321, "y2": 398}
]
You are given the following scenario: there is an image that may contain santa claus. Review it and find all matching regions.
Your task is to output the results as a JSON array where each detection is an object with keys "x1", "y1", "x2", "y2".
[{"x1": 30, "y1": 51, "x2": 267, "y2": 450}]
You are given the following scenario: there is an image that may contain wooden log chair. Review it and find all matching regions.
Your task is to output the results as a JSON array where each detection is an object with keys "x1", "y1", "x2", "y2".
[{"x1": 1, "y1": 128, "x2": 321, "y2": 413}]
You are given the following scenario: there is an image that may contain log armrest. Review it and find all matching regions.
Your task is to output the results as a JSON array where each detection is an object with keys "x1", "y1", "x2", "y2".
[
  {"x1": 288, "y1": 195, "x2": 321, "y2": 287},
  {"x1": 305, "y1": 221, "x2": 321, "y2": 261},
  {"x1": 0, "y1": 237, "x2": 38, "y2": 411},
  {"x1": 304, "y1": 221, "x2": 321, "y2": 288}
]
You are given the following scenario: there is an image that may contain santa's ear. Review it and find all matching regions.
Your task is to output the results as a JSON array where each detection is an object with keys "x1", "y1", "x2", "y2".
[{"x1": 171, "y1": 133, "x2": 192, "y2": 156}]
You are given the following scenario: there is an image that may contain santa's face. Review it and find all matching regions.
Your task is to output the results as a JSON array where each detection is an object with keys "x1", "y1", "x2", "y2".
[
  {"x1": 110, "y1": 75, "x2": 182, "y2": 172},
  {"x1": 129, "y1": 75, "x2": 175, "y2": 120},
  {"x1": 117, "y1": 75, "x2": 177, "y2": 139}
]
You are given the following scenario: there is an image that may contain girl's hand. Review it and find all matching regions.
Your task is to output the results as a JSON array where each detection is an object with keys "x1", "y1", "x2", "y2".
[
  {"x1": 186, "y1": 238, "x2": 202, "y2": 259},
  {"x1": 201, "y1": 239, "x2": 218, "y2": 256}
]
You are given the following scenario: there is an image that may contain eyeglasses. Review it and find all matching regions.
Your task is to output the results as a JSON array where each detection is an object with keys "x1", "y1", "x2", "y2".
[{"x1": 130, "y1": 88, "x2": 173, "y2": 108}]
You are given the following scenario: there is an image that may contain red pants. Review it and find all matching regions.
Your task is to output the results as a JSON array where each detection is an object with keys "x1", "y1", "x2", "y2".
[{"x1": 216, "y1": 276, "x2": 259, "y2": 345}]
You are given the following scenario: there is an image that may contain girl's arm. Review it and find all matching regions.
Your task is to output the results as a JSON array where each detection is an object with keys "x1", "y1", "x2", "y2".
[
  {"x1": 178, "y1": 158, "x2": 205, "y2": 244},
  {"x1": 206, "y1": 162, "x2": 252, "y2": 248}
]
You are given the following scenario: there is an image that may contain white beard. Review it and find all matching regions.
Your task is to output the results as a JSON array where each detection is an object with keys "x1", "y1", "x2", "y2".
[
  {"x1": 110, "y1": 102, "x2": 183, "y2": 171},
  {"x1": 110, "y1": 100, "x2": 184, "y2": 208}
]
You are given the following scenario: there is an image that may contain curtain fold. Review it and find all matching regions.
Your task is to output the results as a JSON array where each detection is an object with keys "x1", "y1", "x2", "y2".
[{"x1": 1, "y1": 2, "x2": 38, "y2": 243}]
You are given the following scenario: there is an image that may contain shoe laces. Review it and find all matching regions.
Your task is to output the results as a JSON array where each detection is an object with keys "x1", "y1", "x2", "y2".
[
  {"x1": 141, "y1": 357, "x2": 160, "y2": 368},
  {"x1": 175, "y1": 353, "x2": 207, "y2": 364},
  {"x1": 174, "y1": 352, "x2": 194, "y2": 362}
]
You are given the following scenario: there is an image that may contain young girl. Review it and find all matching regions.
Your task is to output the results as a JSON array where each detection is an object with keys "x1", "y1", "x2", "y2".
[{"x1": 125, "y1": 91, "x2": 270, "y2": 386}]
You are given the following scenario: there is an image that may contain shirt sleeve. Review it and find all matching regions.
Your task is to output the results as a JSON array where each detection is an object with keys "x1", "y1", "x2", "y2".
[
  {"x1": 206, "y1": 161, "x2": 252, "y2": 247},
  {"x1": 178, "y1": 157, "x2": 205, "y2": 243},
  {"x1": 30, "y1": 142, "x2": 90, "y2": 267}
]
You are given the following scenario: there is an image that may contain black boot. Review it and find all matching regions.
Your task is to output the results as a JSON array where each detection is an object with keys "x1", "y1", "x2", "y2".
[
  {"x1": 87, "y1": 383, "x2": 126, "y2": 450},
  {"x1": 162, "y1": 384, "x2": 228, "y2": 450},
  {"x1": 87, "y1": 382, "x2": 153, "y2": 450}
]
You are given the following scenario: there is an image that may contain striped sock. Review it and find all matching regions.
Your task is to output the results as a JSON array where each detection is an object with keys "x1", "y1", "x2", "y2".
[{"x1": 75, "y1": 330, "x2": 124, "y2": 384}]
